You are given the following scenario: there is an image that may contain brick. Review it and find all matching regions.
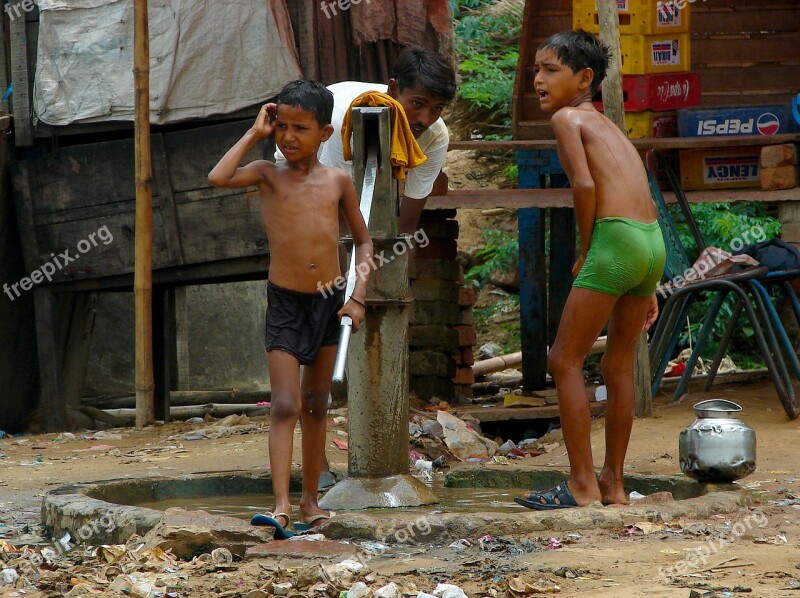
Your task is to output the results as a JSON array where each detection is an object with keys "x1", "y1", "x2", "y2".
[
  {"x1": 413, "y1": 301, "x2": 461, "y2": 325},
  {"x1": 454, "y1": 384, "x2": 474, "y2": 401},
  {"x1": 456, "y1": 264, "x2": 466, "y2": 286},
  {"x1": 454, "y1": 324, "x2": 477, "y2": 347},
  {"x1": 410, "y1": 351, "x2": 456, "y2": 377},
  {"x1": 459, "y1": 346, "x2": 475, "y2": 367},
  {"x1": 410, "y1": 375, "x2": 455, "y2": 400},
  {"x1": 410, "y1": 259, "x2": 461, "y2": 281},
  {"x1": 460, "y1": 307, "x2": 474, "y2": 325},
  {"x1": 417, "y1": 218, "x2": 459, "y2": 240},
  {"x1": 761, "y1": 144, "x2": 799, "y2": 169},
  {"x1": 409, "y1": 325, "x2": 459, "y2": 350},
  {"x1": 761, "y1": 165, "x2": 799, "y2": 191},
  {"x1": 782, "y1": 223, "x2": 800, "y2": 244},
  {"x1": 458, "y1": 286, "x2": 478, "y2": 307},
  {"x1": 779, "y1": 202, "x2": 800, "y2": 223},
  {"x1": 415, "y1": 238, "x2": 458, "y2": 260},
  {"x1": 453, "y1": 366, "x2": 475, "y2": 385},
  {"x1": 411, "y1": 278, "x2": 459, "y2": 302}
]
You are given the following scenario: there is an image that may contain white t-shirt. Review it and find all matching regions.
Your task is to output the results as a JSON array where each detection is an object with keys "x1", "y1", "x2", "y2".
[{"x1": 275, "y1": 81, "x2": 449, "y2": 200}]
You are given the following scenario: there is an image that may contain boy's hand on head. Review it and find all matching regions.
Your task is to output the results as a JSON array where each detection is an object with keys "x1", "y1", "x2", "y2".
[
  {"x1": 571, "y1": 255, "x2": 586, "y2": 279},
  {"x1": 251, "y1": 103, "x2": 277, "y2": 140},
  {"x1": 339, "y1": 299, "x2": 366, "y2": 333},
  {"x1": 643, "y1": 295, "x2": 659, "y2": 331}
]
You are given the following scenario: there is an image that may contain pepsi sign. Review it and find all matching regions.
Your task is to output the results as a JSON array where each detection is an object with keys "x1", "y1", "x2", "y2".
[{"x1": 678, "y1": 104, "x2": 797, "y2": 137}]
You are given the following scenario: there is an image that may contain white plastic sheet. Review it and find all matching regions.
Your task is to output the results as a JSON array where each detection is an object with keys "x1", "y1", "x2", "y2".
[{"x1": 34, "y1": 0, "x2": 301, "y2": 125}]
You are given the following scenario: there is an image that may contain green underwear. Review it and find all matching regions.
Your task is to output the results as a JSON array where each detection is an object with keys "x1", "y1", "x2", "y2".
[{"x1": 573, "y1": 217, "x2": 666, "y2": 297}]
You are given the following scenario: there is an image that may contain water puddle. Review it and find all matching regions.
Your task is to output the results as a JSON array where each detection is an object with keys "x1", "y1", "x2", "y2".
[{"x1": 133, "y1": 479, "x2": 528, "y2": 519}]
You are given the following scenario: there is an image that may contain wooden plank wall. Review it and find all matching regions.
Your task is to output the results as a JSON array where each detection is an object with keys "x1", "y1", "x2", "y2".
[
  {"x1": 11, "y1": 120, "x2": 271, "y2": 284},
  {"x1": 514, "y1": 0, "x2": 800, "y2": 140}
]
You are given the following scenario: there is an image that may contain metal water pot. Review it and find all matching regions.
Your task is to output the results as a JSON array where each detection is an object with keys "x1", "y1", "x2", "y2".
[{"x1": 679, "y1": 399, "x2": 756, "y2": 482}]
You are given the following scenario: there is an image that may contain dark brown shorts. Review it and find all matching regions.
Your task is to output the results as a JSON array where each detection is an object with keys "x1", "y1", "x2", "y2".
[{"x1": 265, "y1": 282, "x2": 344, "y2": 365}]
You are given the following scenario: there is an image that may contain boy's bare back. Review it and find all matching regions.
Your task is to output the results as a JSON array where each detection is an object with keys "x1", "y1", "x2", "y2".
[{"x1": 551, "y1": 104, "x2": 656, "y2": 224}]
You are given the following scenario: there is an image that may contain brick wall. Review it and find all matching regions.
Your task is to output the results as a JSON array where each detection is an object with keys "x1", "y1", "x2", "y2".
[{"x1": 409, "y1": 210, "x2": 476, "y2": 403}]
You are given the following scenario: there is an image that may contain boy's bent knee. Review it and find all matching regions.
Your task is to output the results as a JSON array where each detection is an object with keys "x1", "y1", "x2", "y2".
[
  {"x1": 600, "y1": 353, "x2": 633, "y2": 379},
  {"x1": 548, "y1": 348, "x2": 581, "y2": 379},
  {"x1": 270, "y1": 397, "x2": 301, "y2": 422},
  {"x1": 302, "y1": 391, "x2": 329, "y2": 419}
]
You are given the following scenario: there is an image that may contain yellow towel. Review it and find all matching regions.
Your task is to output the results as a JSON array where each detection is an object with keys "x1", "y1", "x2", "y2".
[{"x1": 341, "y1": 91, "x2": 427, "y2": 180}]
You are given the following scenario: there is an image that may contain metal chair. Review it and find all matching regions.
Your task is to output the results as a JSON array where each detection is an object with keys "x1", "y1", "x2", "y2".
[
  {"x1": 654, "y1": 149, "x2": 800, "y2": 388},
  {"x1": 646, "y1": 151, "x2": 799, "y2": 419}
]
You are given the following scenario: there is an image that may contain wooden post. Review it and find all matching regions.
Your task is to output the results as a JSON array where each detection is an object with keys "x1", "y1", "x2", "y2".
[
  {"x1": 597, "y1": 0, "x2": 653, "y2": 418},
  {"x1": 134, "y1": 0, "x2": 154, "y2": 427}
]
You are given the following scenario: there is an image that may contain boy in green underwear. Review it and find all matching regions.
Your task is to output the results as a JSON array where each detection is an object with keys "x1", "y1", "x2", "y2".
[{"x1": 515, "y1": 30, "x2": 665, "y2": 510}]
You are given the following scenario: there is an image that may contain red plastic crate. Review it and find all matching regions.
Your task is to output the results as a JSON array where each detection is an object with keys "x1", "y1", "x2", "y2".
[{"x1": 594, "y1": 72, "x2": 701, "y2": 112}]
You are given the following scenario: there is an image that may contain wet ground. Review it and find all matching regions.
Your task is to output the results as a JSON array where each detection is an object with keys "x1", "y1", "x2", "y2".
[{"x1": 1, "y1": 379, "x2": 800, "y2": 596}]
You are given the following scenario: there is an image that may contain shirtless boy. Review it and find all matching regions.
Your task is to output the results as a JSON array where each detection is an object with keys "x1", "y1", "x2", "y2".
[
  {"x1": 209, "y1": 80, "x2": 373, "y2": 530},
  {"x1": 515, "y1": 30, "x2": 665, "y2": 509}
]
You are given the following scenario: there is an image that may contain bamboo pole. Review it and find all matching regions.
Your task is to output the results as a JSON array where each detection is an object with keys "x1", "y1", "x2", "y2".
[
  {"x1": 134, "y1": 0, "x2": 154, "y2": 427},
  {"x1": 597, "y1": 0, "x2": 653, "y2": 418}
]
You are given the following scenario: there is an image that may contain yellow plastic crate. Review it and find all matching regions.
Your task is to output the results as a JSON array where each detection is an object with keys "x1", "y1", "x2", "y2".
[
  {"x1": 619, "y1": 33, "x2": 691, "y2": 75},
  {"x1": 679, "y1": 147, "x2": 762, "y2": 191},
  {"x1": 625, "y1": 111, "x2": 678, "y2": 139},
  {"x1": 573, "y1": 0, "x2": 690, "y2": 35}
]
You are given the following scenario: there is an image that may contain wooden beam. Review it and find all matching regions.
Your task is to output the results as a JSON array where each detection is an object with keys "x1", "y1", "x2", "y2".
[
  {"x1": 134, "y1": 0, "x2": 154, "y2": 427},
  {"x1": 455, "y1": 402, "x2": 606, "y2": 423},
  {"x1": 448, "y1": 133, "x2": 800, "y2": 152},
  {"x1": 426, "y1": 187, "x2": 800, "y2": 210},
  {"x1": 597, "y1": 0, "x2": 653, "y2": 418},
  {"x1": 9, "y1": 15, "x2": 31, "y2": 146}
]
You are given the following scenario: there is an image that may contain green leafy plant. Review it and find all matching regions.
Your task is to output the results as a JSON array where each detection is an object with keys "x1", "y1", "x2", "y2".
[
  {"x1": 451, "y1": 0, "x2": 522, "y2": 141},
  {"x1": 466, "y1": 229, "x2": 518, "y2": 285}
]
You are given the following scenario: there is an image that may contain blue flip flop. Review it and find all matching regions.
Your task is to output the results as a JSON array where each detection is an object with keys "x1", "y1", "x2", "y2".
[{"x1": 250, "y1": 512, "x2": 294, "y2": 540}]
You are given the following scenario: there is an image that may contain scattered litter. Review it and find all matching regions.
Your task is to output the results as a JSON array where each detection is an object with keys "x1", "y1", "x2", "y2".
[
  {"x1": 782, "y1": 578, "x2": 800, "y2": 590},
  {"x1": 0, "y1": 568, "x2": 19, "y2": 586},
  {"x1": 333, "y1": 439, "x2": 349, "y2": 451},
  {"x1": 433, "y1": 584, "x2": 468, "y2": 598},
  {"x1": 754, "y1": 534, "x2": 788, "y2": 545},
  {"x1": 448, "y1": 539, "x2": 472, "y2": 553},
  {"x1": 437, "y1": 411, "x2": 498, "y2": 461},
  {"x1": 211, "y1": 547, "x2": 233, "y2": 564},
  {"x1": 595, "y1": 385, "x2": 607, "y2": 402},
  {"x1": 414, "y1": 459, "x2": 433, "y2": 481},
  {"x1": 628, "y1": 522, "x2": 664, "y2": 535},
  {"x1": 347, "y1": 581, "x2": 372, "y2": 598},
  {"x1": 185, "y1": 417, "x2": 204, "y2": 424},
  {"x1": 374, "y1": 582, "x2": 400, "y2": 598},
  {"x1": 498, "y1": 440, "x2": 516, "y2": 455},
  {"x1": 628, "y1": 491, "x2": 646, "y2": 500},
  {"x1": 548, "y1": 537, "x2": 562, "y2": 550}
]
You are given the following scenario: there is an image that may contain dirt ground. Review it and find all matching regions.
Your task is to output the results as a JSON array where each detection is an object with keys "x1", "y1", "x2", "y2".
[{"x1": 2, "y1": 379, "x2": 800, "y2": 597}]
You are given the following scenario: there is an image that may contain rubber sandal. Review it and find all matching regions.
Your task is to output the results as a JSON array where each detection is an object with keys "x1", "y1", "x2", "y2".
[
  {"x1": 250, "y1": 512, "x2": 294, "y2": 540},
  {"x1": 294, "y1": 511, "x2": 335, "y2": 532},
  {"x1": 514, "y1": 483, "x2": 580, "y2": 510}
]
